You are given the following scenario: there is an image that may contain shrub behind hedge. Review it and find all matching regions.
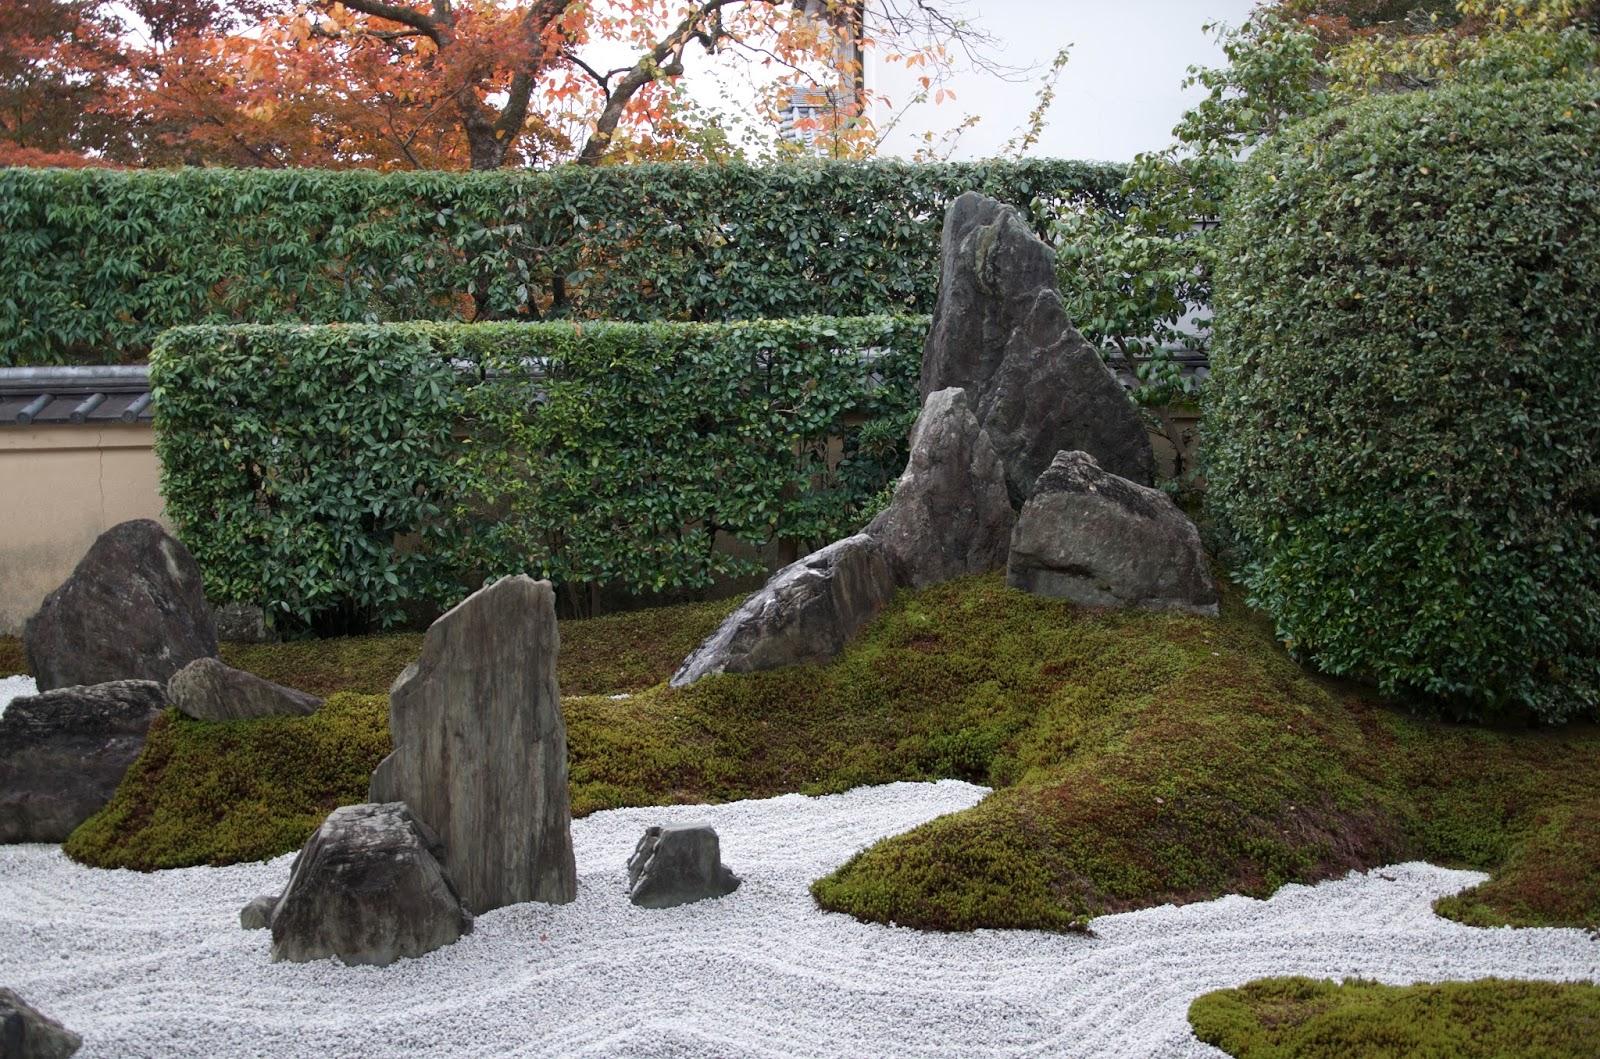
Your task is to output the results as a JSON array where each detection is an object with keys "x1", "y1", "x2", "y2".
[
  {"x1": 0, "y1": 159, "x2": 1124, "y2": 366},
  {"x1": 1206, "y1": 77, "x2": 1600, "y2": 723},
  {"x1": 151, "y1": 316, "x2": 923, "y2": 633}
]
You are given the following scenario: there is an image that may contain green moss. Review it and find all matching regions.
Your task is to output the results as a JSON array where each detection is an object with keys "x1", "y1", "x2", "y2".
[
  {"x1": 0, "y1": 636, "x2": 27, "y2": 676},
  {"x1": 1189, "y1": 977, "x2": 1600, "y2": 1059},
  {"x1": 63, "y1": 576, "x2": 1600, "y2": 938}
]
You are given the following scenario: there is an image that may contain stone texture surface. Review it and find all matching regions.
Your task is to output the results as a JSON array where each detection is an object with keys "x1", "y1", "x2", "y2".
[
  {"x1": 0, "y1": 680, "x2": 165, "y2": 843},
  {"x1": 670, "y1": 534, "x2": 896, "y2": 688},
  {"x1": 0, "y1": 987, "x2": 82, "y2": 1059},
  {"x1": 867, "y1": 387, "x2": 1014, "y2": 588},
  {"x1": 239, "y1": 895, "x2": 277, "y2": 931},
  {"x1": 1007, "y1": 451, "x2": 1219, "y2": 617},
  {"x1": 268, "y1": 802, "x2": 473, "y2": 967},
  {"x1": 626, "y1": 823, "x2": 740, "y2": 909},
  {"x1": 167, "y1": 657, "x2": 321, "y2": 722},
  {"x1": 24, "y1": 519, "x2": 218, "y2": 692},
  {"x1": 211, "y1": 602, "x2": 278, "y2": 644},
  {"x1": 920, "y1": 192, "x2": 1153, "y2": 498},
  {"x1": 369, "y1": 575, "x2": 576, "y2": 914}
]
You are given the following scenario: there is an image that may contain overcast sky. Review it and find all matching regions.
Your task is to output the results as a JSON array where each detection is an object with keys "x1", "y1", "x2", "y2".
[{"x1": 867, "y1": 0, "x2": 1260, "y2": 162}]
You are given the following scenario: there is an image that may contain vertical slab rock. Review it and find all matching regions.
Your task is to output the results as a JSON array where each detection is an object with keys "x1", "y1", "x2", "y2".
[
  {"x1": 1007, "y1": 451, "x2": 1219, "y2": 617},
  {"x1": 0, "y1": 988, "x2": 82, "y2": 1059},
  {"x1": 867, "y1": 387, "x2": 1015, "y2": 588},
  {"x1": 369, "y1": 575, "x2": 576, "y2": 914},
  {"x1": 921, "y1": 192, "x2": 1154, "y2": 497},
  {"x1": 670, "y1": 534, "x2": 896, "y2": 688},
  {"x1": 269, "y1": 802, "x2": 473, "y2": 966},
  {"x1": 0, "y1": 680, "x2": 165, "y2": 843},
  {"x1": 24, "y1": 519, "x2": 218, "y2": 692}
]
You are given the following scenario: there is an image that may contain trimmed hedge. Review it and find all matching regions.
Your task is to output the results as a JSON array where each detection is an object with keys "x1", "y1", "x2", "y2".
[
  {"x1": 1206, "y1": 77, "x2": 1600, "y2": 723},
  {"x1": 151, "y1": 316, "x2": 923, "y2": 633},
  {"x1": 0, "y1": 159, "x2": 1125, "y2": 366}
]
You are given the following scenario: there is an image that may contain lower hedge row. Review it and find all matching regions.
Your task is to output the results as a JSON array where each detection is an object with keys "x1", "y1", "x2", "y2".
[{"x1": 151, "y1": 316, "x2": 925, "y2": 633}]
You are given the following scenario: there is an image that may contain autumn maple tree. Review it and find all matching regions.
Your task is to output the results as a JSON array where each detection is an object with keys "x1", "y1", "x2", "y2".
[{"x1": 1, "y1": 0, "x2": 983, "y2": 169}]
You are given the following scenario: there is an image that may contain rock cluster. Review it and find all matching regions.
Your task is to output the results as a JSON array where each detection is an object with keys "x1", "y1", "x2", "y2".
[
  {"x1": 626, "y1": 823, "x2": 741, "y2": 909},
  {"x1": 24, "y1": 519, "x2": 217, "y2": 692},
  {"x1": 672, "y1": 192, "x2": 1172, "y2": 686},
  {"x1": 266, "y1": 802, "x2": 474, "y2": 967},
  {"x1": 167, "y1": 658, "x2": 322, "y2": 722},
  {"x1": 0, "y1": 680, "x2": 164, "y2": 842},
  {"x1": 1007, "y1": 451, "x2": 1219, "y2": 617},
  {"x1": 0, "y1": 988, "x2": 82, "y2": 1059},
  {"x1": 370, "y1": 575, "x2": 577, "y2": 914}
]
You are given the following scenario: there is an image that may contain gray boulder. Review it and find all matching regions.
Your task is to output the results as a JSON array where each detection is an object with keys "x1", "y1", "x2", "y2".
[
  {"x1": 239, "y1": 895, "x2": 277, "y2": 931},
  {"x1": 867, "y1": 387, "x2": 1014, "y2": 588},
  {"x1": 0, "y1": 988, "x2": 81, "y2": 1059},
  {"x1": 211, "y1": 602, "x2": 278, "y2": 644},
  {"x1": 627, "y1": 823, "x2": 740, "y2": 909},
  {"x1": 269, "y1": 802, "x2": 473, "y2": 966},
  {"x1": 24, "y1": 520, "x2": 218, "y2": 692},
  {"x1": 0, "y1": 680, "x2": 165, "y2": 843},
  {"x1": 1007, "y1": 451, "x2": 1219, "y2": 617},
  {"x1": 370, "y1": 575, "x2": 576, "y2": 914},
  {"x1": 167, "y1": 657, "x2": 321, "y2": 722},
  {"x1": 670, "y1": 534, "x2": 896, "y2": 688},
  {"x1": 921, "y1": 192, "x2": 1153, "y2": 498}
]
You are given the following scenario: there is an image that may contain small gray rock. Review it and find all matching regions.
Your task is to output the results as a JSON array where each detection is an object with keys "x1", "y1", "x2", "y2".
[
  {"x1": 670, "y1": 534, "x2": 896, "y2": 687},
  {"x1": 1007, "y1": 451, "x2": 1219, "y2": 617},
  {"x1": 168, "y1": 657, "x2": 321, "y2": 722},
  {"x1": 211, "y1": 602, "x2": 278, "y2": 644},
  {"x1": 269, "y1": 802, "x2": 473, "y2": 967},
  {"x1": 868, "y1": 387, "x2": 1014, "y2": 588},
  {"x1": 0, "y1": 680, "x2": 165, "y2": 843},
  {"x1": 24, "y1": 519, "x2": 218, "y2": 692},
  {"x1": 239, "y1": 895, "x2": 278, "y2": 930},
  {"x1": 627, "y1": 823, "x2": 740, "y2": 909},
  {"x1": 0, "y1": 987, "x2": 82, "y2": 1058},
  {"x1": 370, "y1": 575, "x2": 576, "y2": 915}
]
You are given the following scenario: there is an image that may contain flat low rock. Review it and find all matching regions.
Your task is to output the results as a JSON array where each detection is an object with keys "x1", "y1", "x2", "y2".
[
  {"x1": 868, "y1": 387, "x2": 1014, "y2": 588},
  {"x1": 1007, "y1": 451, "x2": 1219, "y2": 617},
  {"x1": 0, "y1": 987, "x2": 82, "y2": 1059},
  {"x1": 0, "y1": 680, "x2": 165, "y2": 843},
  {"x1": 167, "y1": 658, "x2": 321, "y2": 722},
  {"x1": 24, "y1": 519, "x2": 218, "y2": 692},
  {"x1": 670, "y1": 534, "x2": 896, "y2": 687},
  {"x1": 627, "y1": 823, "x2": 740, "y2": 909},
  {"x1": 269, "y1": 802, "x2": 473, "y2": 967},
  {"x1": 370, "y1": 575, "x2": 576, "y2": 915}
]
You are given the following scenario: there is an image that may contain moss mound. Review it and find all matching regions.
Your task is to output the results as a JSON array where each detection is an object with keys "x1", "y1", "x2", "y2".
[
  {"x1": 1189, "y1": 977, "x2": 1600, "y2": 1059},
  {"x1": 63, "y1": 577, "x2": 1600, "y2": 935}
]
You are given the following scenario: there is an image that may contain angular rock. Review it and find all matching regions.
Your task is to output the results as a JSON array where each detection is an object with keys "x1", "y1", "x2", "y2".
[
  {"x1": 0, "y1": 988, "x2": 81, "y2": 1059},
  {"x1": 369, "y1": 575, "x2": 576, "y2": 914},
  {"x1": 627, "y1": 823, "x2": 740, "y2": 909},
  {"x1": 269, "y1": 802, "x2": 473, "y2": 966},
  {"x1": 921, "y1": 192, "x2": 1154, "y2": 497},
  {"x1": 167, "y1": 657, "x2": 321, "y2": 722},
  {"x1": 0, "y1": 680, "x2": 165, "y2": 843},
  {"x1": 1007, "y1": 451, "x2": 1219, "y2": 617},
  {"x1": 239, "y1": 895, "x2": 278, "y2": 931},
  {"x1": 211, "y1": 602, "x2": 278, "y2": 644},
  {"x1": 24, "y1": 520, "x2": 218, "y2": 692},
  {"x1": 670, "y1": 534, "x2": 896, "y2": 687},
  {"x1": 867, "y1": 387, "x2": 1014, "y2": 588}
]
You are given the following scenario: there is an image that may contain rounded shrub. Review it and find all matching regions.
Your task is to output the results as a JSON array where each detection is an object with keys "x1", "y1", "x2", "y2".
[{"x1": 1206, "y1": 77, "x2": 1600, "y2": 723}]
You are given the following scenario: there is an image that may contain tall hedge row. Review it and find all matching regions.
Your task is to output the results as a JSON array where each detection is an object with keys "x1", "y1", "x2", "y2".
[
  {"x1": 1206, "y1": 77, "x2": 1600, "y2": 723},
  {"x1": 1, "y1": 159, "x2": 1125, "y2": 366},
  {"x1": 150, "y1": 316, "x2": 924, "y2": 633}
]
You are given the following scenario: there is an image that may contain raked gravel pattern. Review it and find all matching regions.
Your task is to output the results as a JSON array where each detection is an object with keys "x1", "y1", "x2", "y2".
[{"x1": 1, "y1": 779, "x2": 1597, "y2": 1059}]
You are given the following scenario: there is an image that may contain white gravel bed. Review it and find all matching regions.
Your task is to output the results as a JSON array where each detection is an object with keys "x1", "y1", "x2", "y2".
[
  {"x1": 0, "y1": 673, "x2": 37, "y2": 718},
  {"x1": 1, "y1": 779, "x2": 1596, "y2": 1059}
]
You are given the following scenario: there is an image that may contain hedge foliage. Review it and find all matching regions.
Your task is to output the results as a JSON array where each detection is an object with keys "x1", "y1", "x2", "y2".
[
  {"x1": 0, "y1": 159, "x2": 1125, "y2": 366},
  {"x1": 150, "y1": 316, "x2": 923, "y2": 633},
  {"x1": 1206, "y1": 76, "x2": 1600, "y2": 723}
]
